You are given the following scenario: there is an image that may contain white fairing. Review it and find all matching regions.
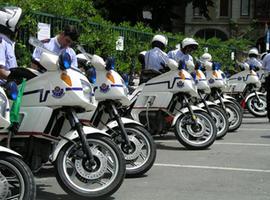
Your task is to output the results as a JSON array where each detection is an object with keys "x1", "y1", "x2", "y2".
[
  {"x1": 0, "y1": 146, "x2": 21, "y2": 157},
  {"x1": 0, "y1": 87, "x2": 10, "y2": 129},
  {"x1": 131, "y1": 68, "x2": 198, "y2": 122},
  {"x1": 39, "y1": 52, "x2": 59, "y2": 71},
  {"x1": 227, "y1": 69, "x2": 261, "y2": 93},
  {"x1": 91, "y1": 55, "x2": 106, "y2": 70},
  {"x1": 50, "y1": 126, "x2": 110, "y2": 162},
  {"x1": 167, "y1": 59, "x2": 178, "y2": 70},
  {"x1": 21, "y1": 68, "x2": 95, "y2": 111},
  {"x1": 95, "y1": 69, "x2": 130, "y2": 106},
  {"x1": 195, "y1": 70, "x2": 211, "y2": 93},
  {"x1": 205, "y1": 70, "x2": 225, "y2": 89}
]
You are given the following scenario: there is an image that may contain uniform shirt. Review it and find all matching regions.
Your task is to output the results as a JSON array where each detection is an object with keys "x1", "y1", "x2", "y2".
[
  {"x1": 0, "y1": 33, "x2": 17, "y2": 84},
  {"x1": 262, "y1": 53, "x2": 270, "y2": 73},
  {"x1": 245, "y1": 57, "x2": 262, "y2": 68},
  {"x1": 167, "y1": 49, "x2": 193, "y2": 64},
  {"x1": 144, "y1": 47, "x2": 169, "y2": 72},
  {"x1": 32, "y1": 36, "x2": 78, "y2": 68}
]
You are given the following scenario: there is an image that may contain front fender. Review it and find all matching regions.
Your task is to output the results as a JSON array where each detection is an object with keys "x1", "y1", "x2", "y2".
[
  {"x1": 0, "y1": 146, "x2": 21, "y2": 157},
  {"x1": 245, "y1": 92, "x2": 265, "y2": 102},
  {"x1": 172, "y1": 105, "x2": 206, "y2": 126},
  {"x1": 197, "y1": 101, "x2": 217, "y2": 109},
  {"x1": 214, "y1": 98, "x2": 233, "y2": 105},
  {"x1": 50, "y1": 126, "x2": 110, "y2": 162},
  {"x1": 102, "y1": 117, "x2": 143, "y2": 132}
]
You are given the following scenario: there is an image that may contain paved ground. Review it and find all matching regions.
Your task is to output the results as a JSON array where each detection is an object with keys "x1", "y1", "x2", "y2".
[{"x1": 35, "y1": 114, "x2": 270, "y2": 200}]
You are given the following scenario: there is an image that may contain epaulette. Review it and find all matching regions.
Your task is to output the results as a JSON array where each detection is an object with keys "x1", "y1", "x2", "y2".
[{"x1": 41, "y1": 38, "x2": 51, "y2": 43}]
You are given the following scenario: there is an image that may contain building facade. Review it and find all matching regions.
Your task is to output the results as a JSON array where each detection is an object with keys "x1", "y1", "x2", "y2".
[{"x1": 183, "y1": 0, "x2": 270, "y2": 50}]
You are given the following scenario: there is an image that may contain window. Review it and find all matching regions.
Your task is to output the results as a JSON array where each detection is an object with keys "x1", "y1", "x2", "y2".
[
  {"x1": 220, "y1": 0, "x2": 229, "y2": 17},
  {"x1": 241, "y1": 0, "x2": 250, "y2": 16},
  {"x1": 193, "y1": 7, "x2": 202, "y2": 17},
  {"x1": 195, "y1": 29, "x2": 228, "y2": 41},
  {"x1": 255, "y1": 0, "x2": 270, "y2": 19}
]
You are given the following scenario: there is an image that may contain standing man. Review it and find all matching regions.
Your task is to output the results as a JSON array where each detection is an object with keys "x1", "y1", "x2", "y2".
[
  {"x1": 262, "y1": 52, "x2": 270, "y2": 121},
  {"x1": 0, "y1": 6, "x2": 22, "y2": 84},
  {"x1": 31, "y1": 25, "x2": 79, "y2": 70}
]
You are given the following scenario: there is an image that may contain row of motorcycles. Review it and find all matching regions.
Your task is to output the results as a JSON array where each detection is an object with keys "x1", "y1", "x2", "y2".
[{"x1": 0, "y1": 37, "x2": 266, "y2": 199}]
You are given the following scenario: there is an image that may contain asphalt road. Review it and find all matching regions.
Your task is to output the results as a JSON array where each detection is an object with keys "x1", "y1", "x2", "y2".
[{"x1": 35, "y1": 114, "x2": 270, "y2": 200}]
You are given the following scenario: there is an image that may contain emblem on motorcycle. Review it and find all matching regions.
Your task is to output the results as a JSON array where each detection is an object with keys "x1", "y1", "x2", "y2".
[
  {"x1": 177, "y1": 81, "x2": 185, "y2": 88},
  {"x1": 52, "y1": 86, "x2": 65, "y2": 98},
  {"x1": 100, "y1": 83, "x2": 110, "y2": 93},
  {"x1": 237, "y1": 76, "x2": 242, "y2": 81},
  {"x1": 208, "y1": 78, "x2": 215, "y2": 84}
]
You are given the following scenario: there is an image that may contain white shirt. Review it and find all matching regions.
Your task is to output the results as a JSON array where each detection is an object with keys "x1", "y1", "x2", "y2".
[
  {"x1": 245, "y1": 57, "x2": 262, "y2": 68},
  {"x1": 167, "y1": 49, "x2": 193, "y2": 64},
  {"x1": 262, "y1": 53, "x2": 270, "y2": 72},
  {"x1": 0, "y1": 33, "x2": 17, "y2": 84},
  {"x1": 32, "y1": 36, "x2": 78, "y2": 68},
  {"x1": 144, "y1": 47, "x2": 169, "y2": 72}
]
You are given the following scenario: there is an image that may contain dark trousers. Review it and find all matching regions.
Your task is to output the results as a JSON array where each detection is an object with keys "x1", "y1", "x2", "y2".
[{"x1": 265, "y1": 75, "x2": 270, "y2": 120}]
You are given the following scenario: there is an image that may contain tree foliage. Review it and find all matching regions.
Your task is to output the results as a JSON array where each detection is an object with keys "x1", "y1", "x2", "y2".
[{"x1": 93, "y1": 0, "x2": 214, "y2": 31}]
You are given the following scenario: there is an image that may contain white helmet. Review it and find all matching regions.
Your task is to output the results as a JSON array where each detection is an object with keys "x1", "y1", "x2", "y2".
[
  {"x1": 248, "y1": 48, "x2": 259, "y2": 56},
  {"x1": 0, "y1": 6, "x2": 22, "y2": 32},
  {"x1": 181, "y1": 38, "x2": 198, "y2": 49},
  {"x1": 200, "y1": 53, "x2": 212, "y2": 62},
  {"x1": 152, "y1": 34, "x2": 168, "y2": 46}
]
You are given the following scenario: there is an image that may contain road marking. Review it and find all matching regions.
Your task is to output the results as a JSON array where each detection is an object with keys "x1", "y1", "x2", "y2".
[
  {"x1": 154, "y1": 163, "x2": 270, "y2": 173},
  {"x1": 156, "y1": 140, "x2": 270, "y2": 147},
  {"x1": 240, "y1": 128, "x2": 270, "y2": 131}
]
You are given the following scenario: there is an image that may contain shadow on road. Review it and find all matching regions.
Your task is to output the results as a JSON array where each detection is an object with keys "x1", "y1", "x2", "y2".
[
  {"x1": 261, "y1": 135, "x2": 270, "y2": 139},
  {"x1": 37, "y1": 184, "x2": 115, "y2": 200}
]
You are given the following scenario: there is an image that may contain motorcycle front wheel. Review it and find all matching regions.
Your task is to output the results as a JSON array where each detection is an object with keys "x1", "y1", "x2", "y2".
[
  {"x1": 174, "y1": 110, "x2": 217, "y2": 150},
  {"x1": 0, "y1": 154, "x2": 36, "y2": 200},
  {"x1": 55, "y1": 135, "x2": 125, "y2": 199},
  {"x1": 209, "y1": 105, "x2": 229, "y2": 139},
  {"x1": 112, "y1": 124, "x2": 156, "y2": 177},
  {"x1": 246, "y1": 94, "x2": 267, "y2": 117}
]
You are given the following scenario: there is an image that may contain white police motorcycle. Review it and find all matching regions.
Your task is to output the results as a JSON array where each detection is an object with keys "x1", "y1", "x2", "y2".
[
  {"x1": 126, "y1": 60, "x2": 217, "y2": 149},
  {"x1": 190, "y1": 62, "x2": 229, "y2": 139},
  {"x1": 0, "y1": 37, "x2": 126, "y2": 199},
  {"x1": 0, "y1": 83, "x2": 36, "y2": 200},
  {"x1": 204, "y1": 62, "x2": 243, "y2": 132},
  {"x1": 226, "y1": 62, "x2": 267, "y2": 117},
  {"x1": 73, "y1": 51, "x2": 156, "y2": 177}
]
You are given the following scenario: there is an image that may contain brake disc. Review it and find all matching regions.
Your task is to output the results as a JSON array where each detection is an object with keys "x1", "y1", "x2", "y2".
[
  {"x1": 74, "y1": 148, "x2": 108, "y2": 180},
  {"x1": 123, "y1": 135, "x2": 144, "y2": 161}
]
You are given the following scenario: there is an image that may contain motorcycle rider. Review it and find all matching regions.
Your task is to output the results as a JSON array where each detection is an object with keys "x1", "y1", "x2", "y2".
[
  {"x1": 168, "y1": 37, "x2": 199, "y2": 71},
  {"x1": 262, "y1": 52, "x2": 270, "y2": 121},
  {"x1": 245, "y1": 48, "x2": 262, "y2": 70},
  {"x1": 0, "y1": 6, "x2": 22, "y2": 84},
  {"x1": 31, "y1": 25, "x2": 79, "y2": 71},
  {"x1": 140, "y1": 34, "x2": 169, "y2": 83}
]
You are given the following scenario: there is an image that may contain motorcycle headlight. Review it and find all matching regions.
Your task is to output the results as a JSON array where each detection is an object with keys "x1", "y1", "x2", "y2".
[
  {"x1": 0, "y1": 92, "x2": 7, "y2": 118},
  {"x1": 80, "y1": 79, "x2": 92, "y2": 100}
]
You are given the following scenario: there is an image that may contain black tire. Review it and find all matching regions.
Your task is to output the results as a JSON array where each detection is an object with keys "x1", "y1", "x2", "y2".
[
  {"x1": 246, "y1": 94, "x2": 267, "y2": 117},
  {"x1": 226, "y1": 98, "x2": 244, "y2": 117},
  {"x1": 174, "y1": 110, "x2": 217, "y2": 150},
  {"x1": 55, "y1": 135, "x2": 126, "y2": 199},
  {"x1": 225, "y1": 102, "x2": 243, "y2": 132},
  {"x1": 121, "y1": 124, "x2": 156, "y2": 177},
  {"x1": 0, "y1": 154, "x2": 36, "y2": 200},
  {"x1": 209, "y1": 105, "x2": 229, "y2": 139}
]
